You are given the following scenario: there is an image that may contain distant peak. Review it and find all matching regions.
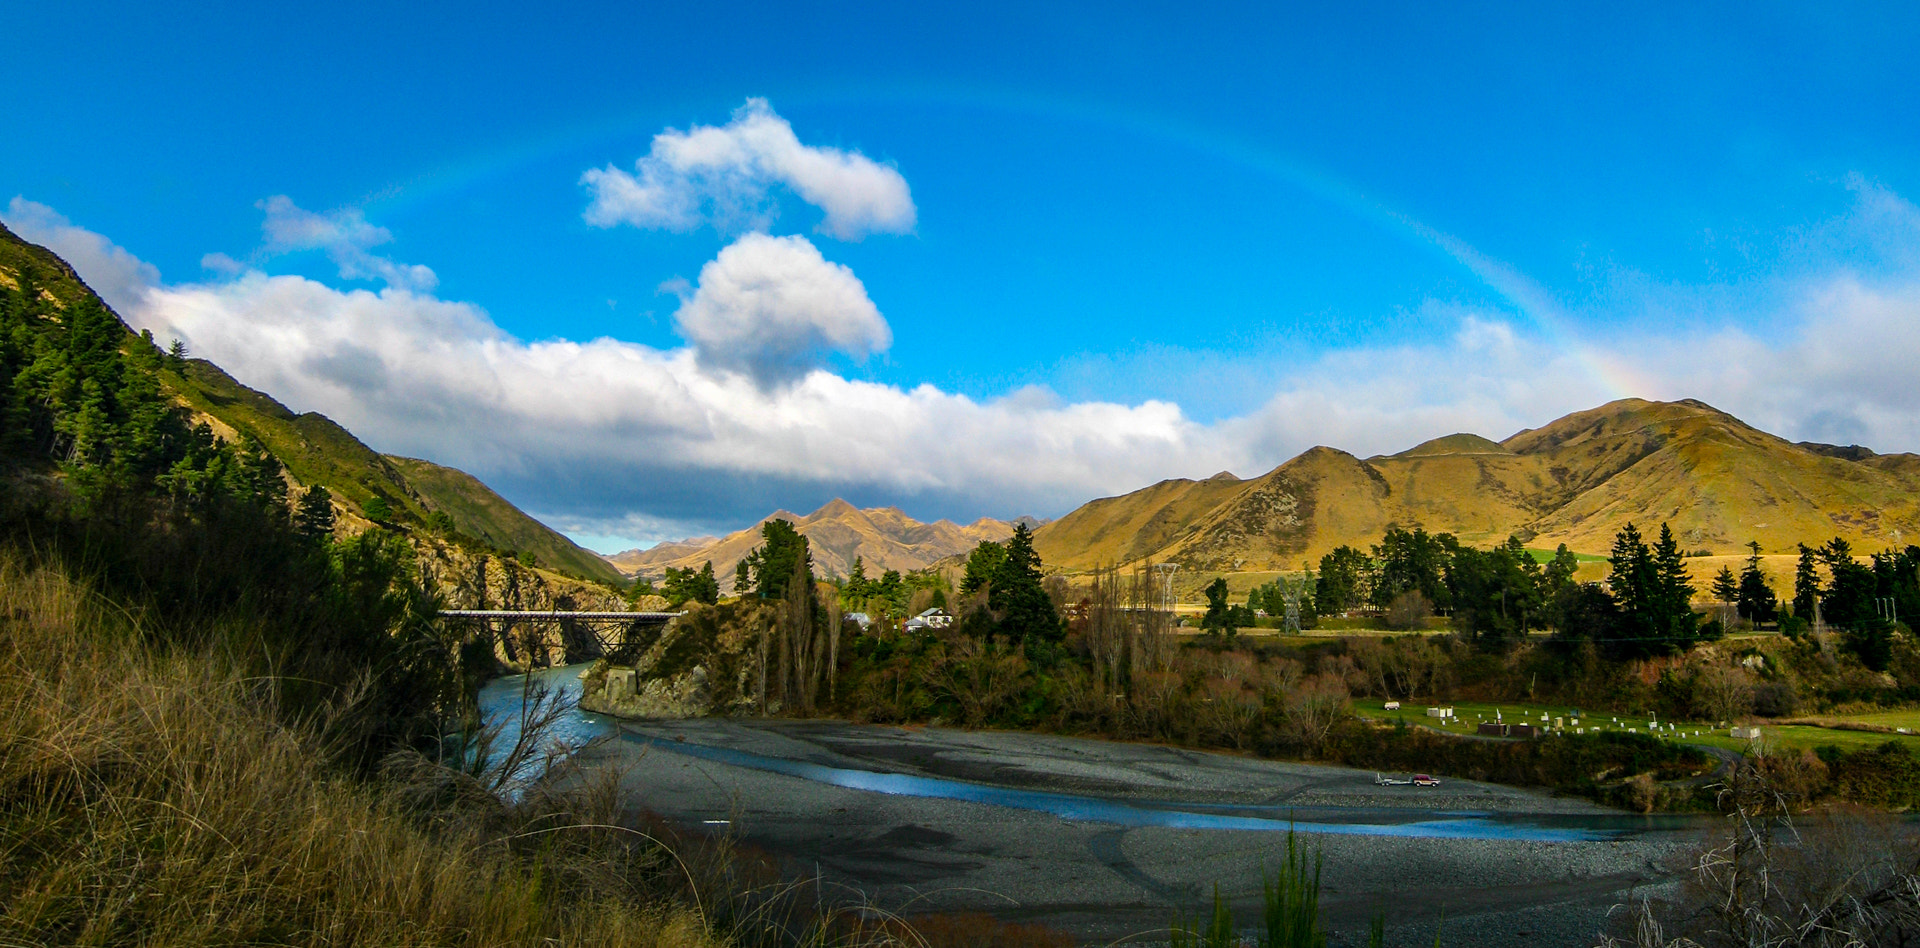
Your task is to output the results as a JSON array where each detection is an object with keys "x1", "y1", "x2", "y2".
[
  {"x1": 1391, "y1": 433, "x2": 1513, "y2": 458},
  {"x1": 1204, "y1": 470, "x2": 1239, "y2": 482},
  {"x1": 810, "y1": 498, "x2": 858, "y2": 518}
]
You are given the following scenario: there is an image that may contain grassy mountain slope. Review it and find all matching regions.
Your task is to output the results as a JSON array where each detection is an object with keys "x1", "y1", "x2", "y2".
[
  {"x1": 1035, "y1": 398, "x2": 1920, "y2": 571},
  {"x1": 385, "y1": 456, "x2": 626, "y2": 585},
  {"x1": 605, "y1": 535, "x2": 721, "y2": 575},
  {"x1": 1508, "y1": 398, "x2": 1920, "y2": 554},
  {"x1": 608, "y1": 499, "x2": 1017, "y2": 582},
  {"x1": 1027, "y1": 473, "x2": 1251, "y2": 568},
  {"x1": 0, "y1": 221, "x2": 621, "y2": 587}
]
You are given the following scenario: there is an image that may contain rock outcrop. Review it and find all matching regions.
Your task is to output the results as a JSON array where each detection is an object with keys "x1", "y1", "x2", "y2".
[{"x1": 579, "y1": 600, "x2": 775, "y2": 718}]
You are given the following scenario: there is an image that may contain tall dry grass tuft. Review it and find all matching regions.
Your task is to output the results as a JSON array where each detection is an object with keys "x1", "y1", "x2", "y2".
[{"x1": 0, "y1": 547, "x2": 716, "y2": 948}]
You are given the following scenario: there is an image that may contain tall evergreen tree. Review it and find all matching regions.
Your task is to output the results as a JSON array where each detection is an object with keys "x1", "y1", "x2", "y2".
[
  {"x1": 841, "y1": 556, "x2": 870, "y2": 607},
  {"x1": 1314, "y1": 545, "x2": 1372, "y2": 614},
  {"x1": 1604, "y1": 522, "x2": 1698, "y2": 656},
  {"x1": 989, "y1": 523, "x2": 1063, "y2": 659},
  {"x1": 1651, "y1": 523, "x2": 1700, "y2": 650},
  {"x1": 1201, "y1": 577, "x2": 1232, "y2": 636},
  {"x1": 295, "y1": 485, "x2": 336, "y2": 544},
  {"x1": 1736, "y1": 542, "x2": 1778, "y2": 625},
  {"x1": 1541, "y1": 544, "x2": 1581, "y2": 598},
  {"x1": 960, "y1": 540, "x2": 1006, "y2": 594},
  {"x1": 741, "y1": 519, "x2": 810, "y2": 600},
  {"x1": 1792, "y1": 543, "x2": 1822, "y2": 625},
  {"x1": 1710, "y1": 566, "x2": 1739, "y2": 604}
]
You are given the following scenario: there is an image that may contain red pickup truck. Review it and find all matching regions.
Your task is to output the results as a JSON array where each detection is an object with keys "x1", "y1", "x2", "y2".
[{"x1": 1412, "y1": 774, "x2": 1442, "y2": 787}]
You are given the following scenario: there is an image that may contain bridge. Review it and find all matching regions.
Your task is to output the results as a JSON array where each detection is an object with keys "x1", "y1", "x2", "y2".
[{"x1": 437, "y1": 609, "x2": 684, "y2": 659}]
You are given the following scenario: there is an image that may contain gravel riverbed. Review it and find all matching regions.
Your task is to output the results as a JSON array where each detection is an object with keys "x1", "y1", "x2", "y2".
[{"x1": 563, "y1": 718, "x2": 1712, "y2": 947}]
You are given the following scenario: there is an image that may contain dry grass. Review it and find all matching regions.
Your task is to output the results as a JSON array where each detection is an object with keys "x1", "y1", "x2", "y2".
[{"x1": 0, "y1": 548, "x2": 717, "y2": 948}]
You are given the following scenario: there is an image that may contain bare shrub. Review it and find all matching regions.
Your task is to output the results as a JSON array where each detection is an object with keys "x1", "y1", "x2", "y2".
[
  {"x1": 927, "y1": 637, "x2": 1029, "y2": 726},
  {"x1": 1749, "y1": 681, "x2": 1799, "y2": 718},
  {"x1": 1283, "y1": 673, "x2": 1349, "y2": 756},
  {"x1": 1385, "y1": 590, "x2": 1432, "y2": 631},
  {"x1": 1696, "y1": 664, "x2": 1755, "y2": 725},
  {"x1": 1598, "y1": 757, "x2": 1920, "y2": 947}
]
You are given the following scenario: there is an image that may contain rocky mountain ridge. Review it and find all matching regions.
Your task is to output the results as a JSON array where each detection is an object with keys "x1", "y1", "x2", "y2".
[{"x1": 606, "y1": 499, "x2": 1026, "y2": 582}]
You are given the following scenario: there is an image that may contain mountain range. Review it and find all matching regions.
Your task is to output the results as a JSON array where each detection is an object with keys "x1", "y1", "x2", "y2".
[
  {"x1": 605, "y1": 500, "x2": 1027, "y2": 582},
  {"x1": 1030, "y1": 398, "x2": 1920, "y2": 572}
]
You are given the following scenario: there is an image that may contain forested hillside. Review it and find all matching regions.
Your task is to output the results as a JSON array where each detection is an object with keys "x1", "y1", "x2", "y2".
[{"x1": 0, "y1": 220, "x2": 623, "y2": 587}]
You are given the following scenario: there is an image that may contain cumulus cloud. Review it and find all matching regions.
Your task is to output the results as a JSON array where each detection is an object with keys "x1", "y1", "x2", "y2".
[
  {"x1": 672, "y1": 232, "x2": 890, "y2": 387},
  {"x1": 13, "y1": 188, "x2": 1920, "y2": 548},
  {"x1": 581, "y1": 98, "x2": 915, "y2": 239},
  {"x1": 255, "y1": 195, "x2": 438, "y2": 291}
]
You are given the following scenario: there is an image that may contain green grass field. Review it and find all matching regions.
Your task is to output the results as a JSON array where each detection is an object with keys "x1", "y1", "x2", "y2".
[
  {"x1": 1525, "y1": 547, "x2": 1609, "y2": 564},
  {"x1": 1351, "y1": 697, "x2": 1920, "y2": 755}
]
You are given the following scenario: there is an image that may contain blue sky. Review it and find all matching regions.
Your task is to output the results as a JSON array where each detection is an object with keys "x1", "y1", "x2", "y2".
[{"x1": 7, "y1": 2, "x2": 1920, "y2": 550}]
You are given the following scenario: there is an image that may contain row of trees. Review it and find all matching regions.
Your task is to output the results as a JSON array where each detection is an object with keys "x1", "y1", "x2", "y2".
[
  {"x1": 838, "y1": 557, "x2": 947, "y2": 616},
  {"x1": 1311, "y1": 527, "x2": 1583, "y2": 617},
  {"x1": 1299, "y1": 524, "x2": 1706, "y2": 657}
]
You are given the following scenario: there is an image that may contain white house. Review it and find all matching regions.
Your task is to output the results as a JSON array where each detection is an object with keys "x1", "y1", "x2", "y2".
[{"x1": 903, "y1": 608, "x2": 953, "y2": 633}]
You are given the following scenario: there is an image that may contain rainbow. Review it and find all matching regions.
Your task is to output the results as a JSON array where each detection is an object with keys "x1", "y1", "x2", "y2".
[{"x1": 355, "y1": 85, "x2": 1635, "y2": 398}]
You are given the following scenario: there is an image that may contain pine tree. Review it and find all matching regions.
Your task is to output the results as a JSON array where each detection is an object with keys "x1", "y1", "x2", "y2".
[
  {"x1": 1201, "y1": 577, "x2": 1231, "y2": 636},
  {"x1": 842, "y1": 556, "x2": 870, "y2": 607},
  {"x1": 1737, "y1": 541, "x2": 1778, "y2": 624},
  {"x1": 1711, "y1": 566, "x2": 1739, "y2": 604},
  {"x1": 1651, "y1": 524, "x2": 1698, "y2": 650},
  {"x1": 693, "y1": 561, "x2": 720, "y2": 604},
  {"x1": 990, "y1": 523, "x2": 1063, "y2": 659},
  {"x1": 742, "y1": 519, "x2": 810, "y2": 600},
  {"x1": 1541, "y1": 544, "x2": 1580, "y2": 597},
  {"x1": 295, "y1": 485, "x2": 336, "y2": 543},
  {"x1": 960, "y1": 540, "x2": 1006, "y2": 594},
  {"x1": 1792, "y1": 543, "x2": 1822, "y2": 626},
  {"x1": 1608, "y1": 522, "x2": 1652, "y2": 624}
]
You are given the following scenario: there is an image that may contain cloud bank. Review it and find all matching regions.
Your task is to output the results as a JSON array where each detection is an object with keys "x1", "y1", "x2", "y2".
[
  {"x1": 581, "y1": 98, "x2": 915, "y2": 239},
  {"x1": 9, "y1": 183, "x2": 1920, "y2": 549}
]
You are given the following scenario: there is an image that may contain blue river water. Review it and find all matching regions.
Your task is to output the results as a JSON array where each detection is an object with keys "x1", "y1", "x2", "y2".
[{"x1": 478, "y1": 665, "x2": 1714, "y2": 842}]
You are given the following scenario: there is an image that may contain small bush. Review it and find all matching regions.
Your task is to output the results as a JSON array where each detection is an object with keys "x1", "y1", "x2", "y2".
[{"x1": 1751, "y1": 680, "x2": 1800, "y2": 717}]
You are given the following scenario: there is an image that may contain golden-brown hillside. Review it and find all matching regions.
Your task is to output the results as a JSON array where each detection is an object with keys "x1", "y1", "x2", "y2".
[
  {"x1": 604, "y1": 499, "x2": 1019, "y2": 582},
  {"x1": 1034, "y1": 398, "x2": 1920, "y2": 571}
]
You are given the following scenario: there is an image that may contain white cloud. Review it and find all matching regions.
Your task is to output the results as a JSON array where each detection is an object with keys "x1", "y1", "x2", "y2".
[
  {"x1": 672, "y1": 232, "x2": 891, "y2": 387},
  {"x1": 4, "y1": 197, "x2": 160, "y2": 317},
  {"x1": 255, "y1": 195, "x2": 438, "y2": 291},
  {"x1": 581, "y1": 98, "x2": 915, "y2": 240}
]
